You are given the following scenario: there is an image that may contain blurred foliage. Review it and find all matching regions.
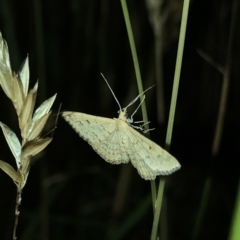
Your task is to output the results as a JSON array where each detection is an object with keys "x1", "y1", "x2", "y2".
[{"x1": 0, "y1": 0, "x2": 239, "y2": 239}]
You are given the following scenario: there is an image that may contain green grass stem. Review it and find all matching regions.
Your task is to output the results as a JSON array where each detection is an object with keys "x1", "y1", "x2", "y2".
[
  {"x1": 120, "y1": 0, "x2": 157, "y2": 208},
  {"x1": 120, "y1": 0, "x2": 148, "y2": 125},
  {"x1": 192, "y1": 177, "x2": 212, "y2": 240},
  {"x1": 150, "y1": 0, "x2": 190, "y2": 239},
  {"x1": 228, "y1": 181, "x2": 240, "y2": 240},
  {"x1": 150, "y1": 177, "x2": 166, "y2": 240},
  {"x1": 165, "y1": 0, "x2": 190, "y2": 147}
]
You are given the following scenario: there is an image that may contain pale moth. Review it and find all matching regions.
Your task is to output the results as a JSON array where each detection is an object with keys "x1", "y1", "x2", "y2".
[{"x1": 62, "y1": 75, "x2": 181, "y2": 180}]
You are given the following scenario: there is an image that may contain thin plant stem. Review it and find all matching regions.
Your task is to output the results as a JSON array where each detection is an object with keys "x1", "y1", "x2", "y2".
[
  {"x1": 151, "y1": 177, "x2": 166, "y2": 240},
  {"x1": 13, "y1": 189, "x2": 22, "y2": 240},
  {"x1": 120, "y1": 0, "x2": 148, "y2": 124},
  {"x1": 165, "y1": 0, "x2": 190, "y2": 146},
  {"x1": 211, "y1": 0, "x2": 236, "y2": 158},
  {"x1": 120, "y1": 0, "x2": 157, "y2": 207},
  {"x1": 228, "y1": 180, "x2": 240, "y2": 240},
  {"x1": 191, "y1": 177, "x2": 212, "y2": 240},
  {"x1": 150, "y1": 0, "x2": 190, "y2": 239}
]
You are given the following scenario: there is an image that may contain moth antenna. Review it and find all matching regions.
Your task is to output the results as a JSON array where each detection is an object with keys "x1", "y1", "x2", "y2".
[
  {"x1": 125, "y1": 85, "x2": 155, "y2": 110},
  {"x1": 129, "y1": 95, "x2": 146, "y2": 122},
  {"x1": 100, "y1": 73, "x2": 122, "y2": 111}
]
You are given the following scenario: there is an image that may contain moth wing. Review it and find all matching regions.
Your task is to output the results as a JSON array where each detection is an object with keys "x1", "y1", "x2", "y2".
[
  {"x1": 62, "y1": 111, "x2": 130, "y2": 164},
  {"x1": 128, "y1": 148, "x2": 158, "y2": 180},
  {"x1": 93, "y1": 128, "x2": 130, "y2": 164},
  {"x1": 126, "y1": 126, "x2": 181, "y2": 180}
]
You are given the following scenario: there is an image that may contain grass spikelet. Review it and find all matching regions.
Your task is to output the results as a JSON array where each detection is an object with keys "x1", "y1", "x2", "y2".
[{"x1": 0, "y1": 32, "x2": 57, "y2": 240}]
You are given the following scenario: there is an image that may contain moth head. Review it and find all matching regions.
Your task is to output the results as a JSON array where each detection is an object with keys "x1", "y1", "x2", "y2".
[{"x1": 118, "y1": 108, "x2": 128, "y2": 121}]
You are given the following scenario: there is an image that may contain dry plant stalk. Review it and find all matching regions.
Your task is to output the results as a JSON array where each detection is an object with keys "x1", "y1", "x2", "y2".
[{"x1": 0, "y1": 32, "x2": 56, "y2": 240}]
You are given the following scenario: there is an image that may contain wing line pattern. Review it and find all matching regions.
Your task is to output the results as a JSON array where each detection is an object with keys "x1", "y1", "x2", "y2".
[{"x1": 62, "y1": 112, "x2": 129, "y2": 164}]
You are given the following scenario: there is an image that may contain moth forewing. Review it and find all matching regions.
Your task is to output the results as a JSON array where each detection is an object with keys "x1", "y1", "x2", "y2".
[
  {"x1": 62, "y1": 112, "x2": 130, "y2": 164},
  {"x1": 62, "y1": 112, "x2": 116, "y2": 144},
  {"x1": 116, "y1": 112, "x2": 180, "y2": 179},
  {"x1": 128, "y1": 126, "x2": 180, "y2": 173}
]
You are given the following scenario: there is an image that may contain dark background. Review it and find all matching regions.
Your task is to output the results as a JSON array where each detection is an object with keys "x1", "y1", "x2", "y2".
[{"x1": 0, "y1": 0, "x2": 239, "y2": 239}]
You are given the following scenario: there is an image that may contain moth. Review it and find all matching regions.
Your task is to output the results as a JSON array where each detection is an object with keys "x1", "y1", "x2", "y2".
[{"x1": 62, "y1": 75, "x2": 180, "y2": 180}]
